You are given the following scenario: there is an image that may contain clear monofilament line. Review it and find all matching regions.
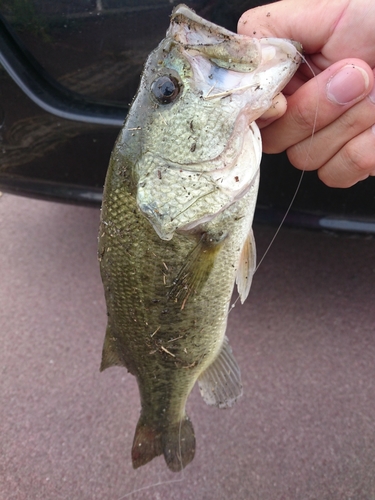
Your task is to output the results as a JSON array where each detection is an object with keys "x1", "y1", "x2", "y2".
[{"x1": 255, "y1": 54, "x2": 319, "y2": 273}]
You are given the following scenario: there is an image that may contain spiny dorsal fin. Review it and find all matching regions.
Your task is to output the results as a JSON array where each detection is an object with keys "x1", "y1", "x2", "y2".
[
  {"x1": 198, "y1": 336, "x2": 242, "y2": 408},
  {"x1": 236, "y1": 227, "x2": 256, "y2": 304}
]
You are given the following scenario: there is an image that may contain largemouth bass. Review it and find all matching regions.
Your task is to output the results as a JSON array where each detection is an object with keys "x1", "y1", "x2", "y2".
[{"x1": 98, "y1": 4, "x2": 301, "y2": 472}]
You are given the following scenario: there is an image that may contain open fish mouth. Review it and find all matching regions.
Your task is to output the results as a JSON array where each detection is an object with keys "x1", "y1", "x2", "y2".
[
  {"x1": 169, "y1": 4, "x2": 302, "y2": 73},
  {"x1": 169, "y1": 4, "x2": 302, "y2": 105}
]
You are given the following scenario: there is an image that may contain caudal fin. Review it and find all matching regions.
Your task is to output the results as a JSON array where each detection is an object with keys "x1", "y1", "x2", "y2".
[
  {"x1": 131, "y1": 420, "x2": 163, "y2": 469},
  {"x1": 131, "y1": 415, "x2": 195, "y2": 472},
  {"x1": 162, "y1": 416, "x2": 196, "y2": 472}
]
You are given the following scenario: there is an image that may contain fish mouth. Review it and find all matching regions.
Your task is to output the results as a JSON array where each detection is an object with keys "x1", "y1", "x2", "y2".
[
  {"x1": 170, "y1": 4, "x2": 302, "y2": 58},
  {"x1": 182, "y1": 37, "x2": 301, "y2": 106},
  {"x1": 169, "y1": 4, "x2": 262, "y2": 74},
  {"x1": 169, "y1": 5, "x2": 302, "y2": 106}
]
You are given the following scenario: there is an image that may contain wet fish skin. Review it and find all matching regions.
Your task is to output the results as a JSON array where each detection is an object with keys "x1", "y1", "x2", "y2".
[{"x1": 98, "y1": 4, "x2": 301, "y2": 472}]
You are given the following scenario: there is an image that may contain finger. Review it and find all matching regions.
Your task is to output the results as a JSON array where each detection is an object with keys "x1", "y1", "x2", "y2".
[
  {"x1": 317, "y1": 125, "x2": 375, "y2": 187},
  {"x1": 238, "y1": 0, "x2": 344, "y2": 53},
  {"x1": 260, "y1": 60, "x2": 374, "y2": 154},
  {"x1": 287, "y1": 89, "x2": 375, "y2": 171},
  {"x1": 257, "y1": 93, "x2": 287, "y2": 127}
]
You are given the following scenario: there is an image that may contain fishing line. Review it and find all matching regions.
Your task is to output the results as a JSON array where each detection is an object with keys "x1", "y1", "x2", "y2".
[
  {"x1": 117, "y1": 420, "x2": 186, "y2": 499},
  {"x1": 229, "y1": 55, "x2": 319, "y2": 313},
  {"x1": 254, "y1": 54, "x2": 319, "y2": 272},
  {"x1": 117, "y1": 473, "x2": 185, "y2": 499}
]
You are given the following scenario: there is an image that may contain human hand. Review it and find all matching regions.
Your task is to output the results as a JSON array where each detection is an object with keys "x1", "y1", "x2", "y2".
[{"x1": 238, "y1": 0, "x2": 375, "y2": 187}]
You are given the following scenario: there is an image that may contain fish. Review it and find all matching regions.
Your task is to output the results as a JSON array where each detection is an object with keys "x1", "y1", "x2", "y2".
[{"x1": 98, "y1": 4, "x2": 302, "y2": 472}]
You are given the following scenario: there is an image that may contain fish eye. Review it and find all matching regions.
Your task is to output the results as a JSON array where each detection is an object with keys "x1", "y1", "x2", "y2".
[{"x1": 151, "y1": 75, "x2": 181, "y2": 104}]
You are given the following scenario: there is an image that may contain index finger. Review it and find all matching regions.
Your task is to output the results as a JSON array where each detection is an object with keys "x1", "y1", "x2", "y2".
[{"x1": 237, "y1": 0, "x2": 344, "y2": 54}]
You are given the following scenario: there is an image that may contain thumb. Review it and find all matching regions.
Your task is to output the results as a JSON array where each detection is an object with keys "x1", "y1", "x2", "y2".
[{"x1": 260, "y1": 59, "x2": 374, "y2": 155}]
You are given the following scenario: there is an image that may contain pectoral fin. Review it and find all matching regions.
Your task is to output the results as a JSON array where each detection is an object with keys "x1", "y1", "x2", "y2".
[
  {"x1": 198, "y1": 336, "x2": 243, "y2": 408},
  {"x1": 236, "y1": 227, "x2": 256, "y2": 303},
  {"x1": 168, "y1": 232, "x2": 225, "y2": 306}
]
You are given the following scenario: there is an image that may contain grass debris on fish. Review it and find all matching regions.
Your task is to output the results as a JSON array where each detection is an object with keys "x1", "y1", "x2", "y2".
[{"x1": 98, "y1": 4, "x2": 301, "y2": 472}]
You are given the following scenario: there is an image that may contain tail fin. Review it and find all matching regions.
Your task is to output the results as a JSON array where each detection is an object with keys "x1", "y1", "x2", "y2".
[
  {"x1": 162, "y1": 416, "x2": 196, "y2": 472},
  {"x1": 131, "y1": 415, "x2": 195, "y2": 472},
  {"x1": 131, "y1": 420, "x2": 163, "y2": 469}
]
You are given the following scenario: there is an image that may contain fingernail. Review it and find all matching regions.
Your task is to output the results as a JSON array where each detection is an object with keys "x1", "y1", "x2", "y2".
[{"x1": 326, "y1": 65, "x2": 370, "y2": 105}]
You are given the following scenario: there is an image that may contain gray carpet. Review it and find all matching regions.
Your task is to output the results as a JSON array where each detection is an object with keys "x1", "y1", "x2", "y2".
[{"x1": 1, "y1": 193, "x2": 374, "y2": 500}]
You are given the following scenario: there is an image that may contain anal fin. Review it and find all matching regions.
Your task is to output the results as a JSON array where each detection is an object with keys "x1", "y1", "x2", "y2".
[
  {"x1": 100, "y1": 325, "x2": 125, "y2": 372},
  {"x1": 198, "y1": 336, "x2": 243, "y2": 409}
]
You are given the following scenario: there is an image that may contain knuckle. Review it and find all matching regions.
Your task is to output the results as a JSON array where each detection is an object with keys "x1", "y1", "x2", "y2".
[
  {"x1": 318, "y1": 168, "x2": 347, "y2": 188},
  {"x1": 342, "y1": 141, "x2": 374, "y2": 175},
  {"x1": 337, "y1": 109, "x2": 361, "y2": 131},
  {"x1": 317, "y1": 170, "x2": 337, "y2": 188},
  {"x1": 287, "y1": 142, "x2": 313, "y2": 170}
]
